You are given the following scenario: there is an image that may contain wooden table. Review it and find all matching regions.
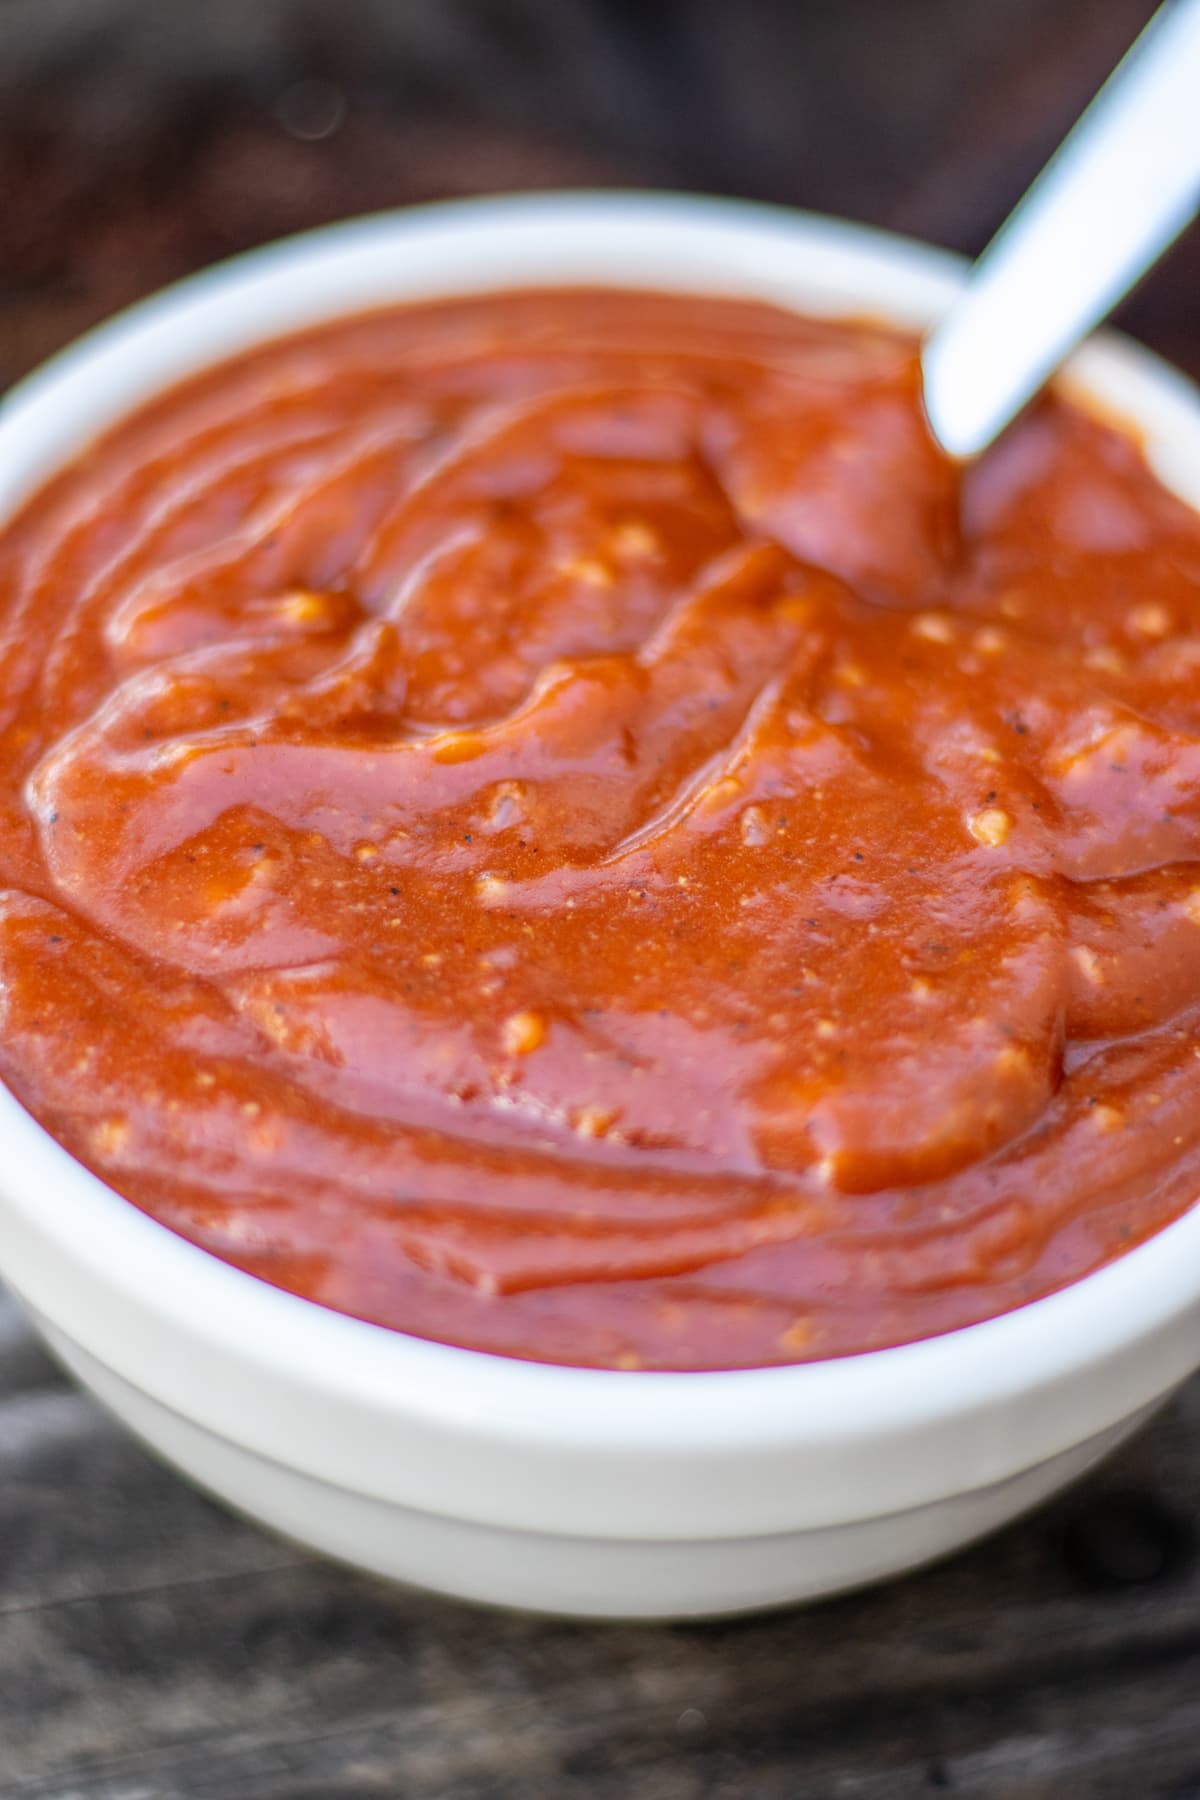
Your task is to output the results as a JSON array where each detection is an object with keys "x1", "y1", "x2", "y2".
[{"x1": 2, "y1": 1284, "x2": 1197, "y2": 1798}]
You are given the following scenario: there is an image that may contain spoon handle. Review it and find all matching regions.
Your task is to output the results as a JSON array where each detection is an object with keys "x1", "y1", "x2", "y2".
[{"x1": 922, "y1": 0, "x2": 1200, "y2": 459}]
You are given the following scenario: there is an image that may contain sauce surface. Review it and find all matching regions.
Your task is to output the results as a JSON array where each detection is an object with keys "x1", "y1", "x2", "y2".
[{"x1": 2, "y1": 289, "x2": 1200, "y2": 1370}]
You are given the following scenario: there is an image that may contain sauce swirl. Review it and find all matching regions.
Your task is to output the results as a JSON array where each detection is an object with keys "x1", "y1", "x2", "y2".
[{"x1": 1, "y1": 289, "x2": 1199, "y2": 1369}]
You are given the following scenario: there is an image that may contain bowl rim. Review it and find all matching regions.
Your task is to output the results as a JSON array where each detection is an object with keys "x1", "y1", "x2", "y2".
[{"x1": 1, "y1": 188, "x2": 1199, "y2": 1477}]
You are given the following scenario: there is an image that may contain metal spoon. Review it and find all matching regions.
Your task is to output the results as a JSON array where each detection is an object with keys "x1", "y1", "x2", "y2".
[{"x1": 922, "y1": 0, "x2": 1200, "y2": 460}]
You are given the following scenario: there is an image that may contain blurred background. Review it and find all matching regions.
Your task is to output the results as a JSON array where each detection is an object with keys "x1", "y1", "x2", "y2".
[{"x1": 1, "y1": 0, "x2": 1195, "y2": 395}]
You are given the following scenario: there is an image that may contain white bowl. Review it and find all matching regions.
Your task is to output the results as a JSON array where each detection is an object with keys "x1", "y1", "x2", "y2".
[{"x1": 1, "y1": 192, "x2": 1199, "y2": 1620}]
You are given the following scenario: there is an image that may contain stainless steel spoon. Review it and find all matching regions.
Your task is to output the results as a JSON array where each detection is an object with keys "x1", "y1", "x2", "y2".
[{"x1": 922, "y1": 0, "x2": 1200, "y2": 460}]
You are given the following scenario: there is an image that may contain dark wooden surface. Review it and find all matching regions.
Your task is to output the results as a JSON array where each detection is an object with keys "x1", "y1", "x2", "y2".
[
  {"x1": 4, "y1": 0, "x2": 1198, "y2": 390},
  {"x1": 2, "y1": 1285, "x2": 1199, "y2": 1798},
  {"x1": 3, "y1": 2, "x2": 1200, "y2": 1792}
]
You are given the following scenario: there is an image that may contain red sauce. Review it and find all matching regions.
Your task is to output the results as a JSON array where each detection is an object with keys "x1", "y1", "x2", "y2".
[{"x1": 2, "y1": 289, "x2": 1199, "y2": 1370}]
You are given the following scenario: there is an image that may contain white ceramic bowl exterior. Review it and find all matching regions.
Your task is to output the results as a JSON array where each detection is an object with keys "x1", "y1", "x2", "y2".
[{"x1": 1, "y1": 194, "x2": 1199, "y2": 1618}]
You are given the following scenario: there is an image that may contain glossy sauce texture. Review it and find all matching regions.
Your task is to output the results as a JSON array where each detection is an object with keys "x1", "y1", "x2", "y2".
[{"x1": 2, "y1": 290, "x2": 1200, "y2": 1370}]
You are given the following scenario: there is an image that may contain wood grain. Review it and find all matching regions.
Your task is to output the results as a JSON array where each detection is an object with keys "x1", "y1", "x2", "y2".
[{"x1": 2, "y1": 1285, "x2": 1198, "y2": 1799}]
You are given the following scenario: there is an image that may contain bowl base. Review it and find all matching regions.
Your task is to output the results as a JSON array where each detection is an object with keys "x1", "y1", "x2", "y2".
[{"x1": 33, "y1": 1311, "x2": 1160, "y2": 1620}]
